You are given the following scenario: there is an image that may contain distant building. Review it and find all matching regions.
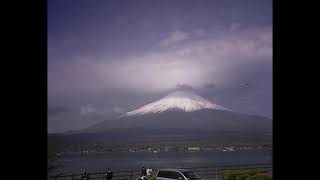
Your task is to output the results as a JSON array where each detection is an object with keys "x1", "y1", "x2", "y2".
[
  {"x1": 202, "y1": 147, "x2": 214, "y2": 151},
  {"x1": 187, "y1": 147, "x2": 200, "y2": 151},
  {"x1": 165, "y1": 146, "x2": 169, "y2": 152},
  {"x1": 81, "y1": 150, "x2": 89, "y2": 154},
  {"x1": 226, "y1": 147, "x2": 235, "y2": 151}
]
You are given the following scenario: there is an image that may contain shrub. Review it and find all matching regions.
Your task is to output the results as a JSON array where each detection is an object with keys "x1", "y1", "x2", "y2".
[{"x1": 222, "y1": 169, "x2": 271, "y2": 180}]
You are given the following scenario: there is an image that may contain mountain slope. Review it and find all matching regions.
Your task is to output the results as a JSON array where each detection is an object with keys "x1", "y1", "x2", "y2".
[
  {"x1": 124, "y1": 90, "x2": 230, "y2": 116},
  {"x1": 83, "y1": 109, "x2": 271, "y2": 133},
  {"x1": 64, "y1": 91, "x2": 272, "y2": 144}
]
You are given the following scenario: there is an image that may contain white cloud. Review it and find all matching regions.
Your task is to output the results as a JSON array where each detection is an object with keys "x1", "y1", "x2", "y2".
[
  {"x1": 159, "y1": 30, "x2": 190, "y2": 47},
  {"x1": 112, "y1": 106, "x2": 126, "y2": 114},
  {"x1": 194, "y1": 29, "x2": 206, "y2": 36},
  {"x1": 230, "y1": 22, "x2": 241, "y2": 31},
  {"x1": 48, "y1": 27, "x2": 272, "y2": 93},
  {"x1": 80, "y1": 104, "x2": 95, "y2": 115}
]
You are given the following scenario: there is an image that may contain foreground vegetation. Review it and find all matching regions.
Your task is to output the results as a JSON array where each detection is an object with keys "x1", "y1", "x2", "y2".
[
  {"x1": 222, "y1": 168, "x2": 272, "y2": 180},
  {"x1": 48, "y1": 142, "x2": 64, "y2": 173}
]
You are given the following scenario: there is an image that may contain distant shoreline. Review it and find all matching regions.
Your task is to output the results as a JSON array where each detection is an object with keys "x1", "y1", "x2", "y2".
[{"x1": 59, "y1": 147, "x2": 272, "y2": 155}]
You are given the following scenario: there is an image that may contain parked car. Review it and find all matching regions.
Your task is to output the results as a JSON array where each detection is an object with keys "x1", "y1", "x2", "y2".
[{"x1": 156, "y1": 169, "x2": 201, "y2": 180}]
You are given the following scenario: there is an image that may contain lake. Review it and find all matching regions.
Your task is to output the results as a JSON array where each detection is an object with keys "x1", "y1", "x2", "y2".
[{"x1": 51, "y1": 150, "x2": 272, "y2": 175}]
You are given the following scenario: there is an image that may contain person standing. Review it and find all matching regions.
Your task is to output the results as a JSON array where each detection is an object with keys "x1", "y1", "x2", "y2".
[
  {"x1": 105, "y1": 168, "x2": 113, "y2": 180},
  {"x1": 141, "y1": 166, "x2": 147, "y2": 176},
  {"x1": 81, "y1": 171, "x2": 89, "y2": 180},
  {"x1": 146, "y1": 168, "x2": 152, "y2": 176}
]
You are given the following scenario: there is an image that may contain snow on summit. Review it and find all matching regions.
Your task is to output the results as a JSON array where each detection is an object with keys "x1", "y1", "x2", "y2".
[{"x1": 123, "y1": 90, "x2": 230, "y2": 116}]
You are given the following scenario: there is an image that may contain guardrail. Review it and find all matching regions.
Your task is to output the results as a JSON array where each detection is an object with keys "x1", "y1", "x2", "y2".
[{"x1": 49, "y1": 163, "x2": 272, "y2": 180}]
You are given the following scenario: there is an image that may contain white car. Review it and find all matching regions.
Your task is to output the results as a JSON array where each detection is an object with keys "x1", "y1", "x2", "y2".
[{"x1": 156, "y1": 169, "x2": 201, "y2": 180}]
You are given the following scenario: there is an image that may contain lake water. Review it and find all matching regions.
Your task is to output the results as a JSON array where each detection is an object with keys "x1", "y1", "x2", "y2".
[{"x1": 51, "y1": 150, "x2": 272, "y2": 175}]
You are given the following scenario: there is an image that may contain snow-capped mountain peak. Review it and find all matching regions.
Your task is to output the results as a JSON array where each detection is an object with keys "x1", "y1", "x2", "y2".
[{"x1": 123, "y1": 90, "x2": 230, "y2": 117}]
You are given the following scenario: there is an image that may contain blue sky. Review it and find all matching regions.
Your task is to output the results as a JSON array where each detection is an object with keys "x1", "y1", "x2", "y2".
[{"x1": 48, "y1": 0, "x2": 272, "y2": 133}]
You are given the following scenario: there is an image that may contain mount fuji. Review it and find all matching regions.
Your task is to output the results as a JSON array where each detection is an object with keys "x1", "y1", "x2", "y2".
[
  {"x1": 62, "y1": 90, "x2": 271, "y2": 142},
  {"x1": 123, "y1": 90, "x2": 230, "y2": 116},
  {"x1": 51, "y1": 90, "x2": 271, "y2": 145}
]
